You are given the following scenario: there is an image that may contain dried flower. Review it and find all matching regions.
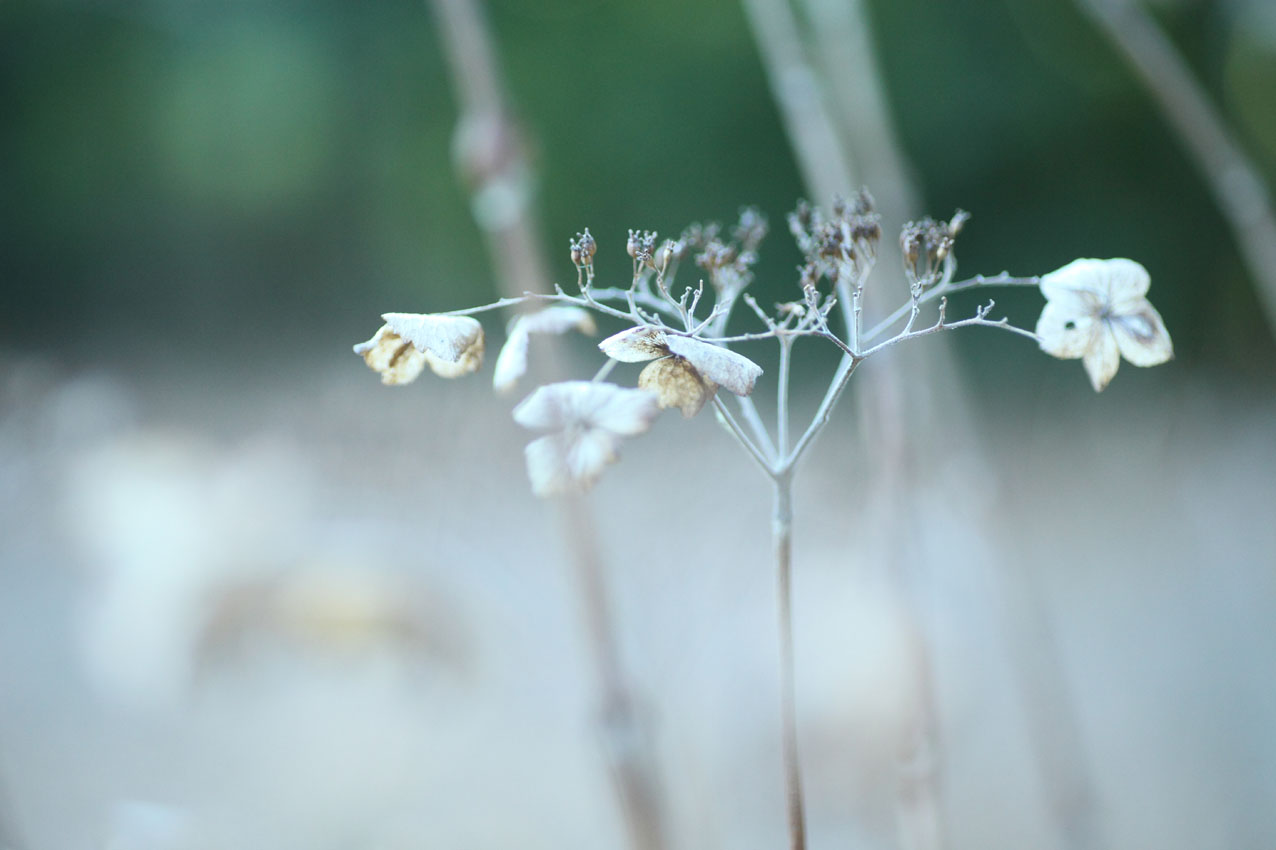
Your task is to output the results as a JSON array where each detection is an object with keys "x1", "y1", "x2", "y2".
[
  {"x1": 493, "y1": 307, "x2": 597, "y2": 393},
  {"x1": 513, "y1": 381, "x2": 660, "y2": 496},
  {"x1": 1035, "y1": 258, "x2": 1173, "y2": 392},
  {"x1": 599, "y1": 327, "x2": 763, "y2": 396},
  {"x1": 570, "y1": 229, "x2": 597, "y2": 268},
  {"x1": 639, "y1": 356, "x2": 717, "y2": 418},
  {"x1": 354, "y1": 313, "x2": 484, "y2": 385}
]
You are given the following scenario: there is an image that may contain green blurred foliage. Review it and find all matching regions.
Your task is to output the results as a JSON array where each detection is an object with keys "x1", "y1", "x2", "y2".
[{"x1": 1, "y1": 0, "x2": 1272, "y2": 384}]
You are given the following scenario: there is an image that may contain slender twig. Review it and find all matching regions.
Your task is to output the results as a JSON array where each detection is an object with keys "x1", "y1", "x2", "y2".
[
  {"x1": 1077, "y1": 0, "x2": 1276, "y2": 333},
  {"x1": 712, "y1": 395, "x2": 776, "y2": 476},
  {"x1": 426, "y1": 2, "x2": 668, "y2": 848}
]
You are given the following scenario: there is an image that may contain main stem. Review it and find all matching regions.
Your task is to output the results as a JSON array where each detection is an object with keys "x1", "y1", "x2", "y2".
[{"x1": 772, "y1": 473, "x2": 806, "y2": 850}]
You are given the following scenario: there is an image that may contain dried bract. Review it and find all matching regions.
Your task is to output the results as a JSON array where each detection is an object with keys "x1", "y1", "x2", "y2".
[
  {"x1": 354, "y1": 314, "x2": 485, "y2": 384},
  {"x1": 599, "y1": 327, "x2": 763, "y2": 396},
  {"x1": 513, "y1": 381, "x2": 660, "y2": 497},
  {"x1": 639, "y1": 356, "x2": 717, "y2": 418},
  {"x1": 493, "y1": 307, "x2": 597, "y2": 393},
  {"x1": 1035, "y1": 258, "x2": 1173, "y2": 392}
]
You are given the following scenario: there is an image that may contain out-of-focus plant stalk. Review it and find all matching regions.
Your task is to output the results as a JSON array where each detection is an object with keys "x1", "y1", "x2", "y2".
[
  {"x1": 426, "y1": 2, "x2": 668, "y2": 848},
  {"x1": 1078, "y1": 0, "x2": 1276, "y2": 335}
]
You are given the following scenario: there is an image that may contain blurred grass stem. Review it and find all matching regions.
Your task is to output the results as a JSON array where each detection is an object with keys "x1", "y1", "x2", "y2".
[
  {"x1": 427, "y1": 1, "x2": 668, "y2": 847},
  {"x1": 1077, "y1": 0, "x2": 1276, "y2": 334}
]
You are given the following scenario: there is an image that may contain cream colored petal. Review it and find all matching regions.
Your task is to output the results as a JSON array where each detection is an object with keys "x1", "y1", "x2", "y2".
[
  {"x1": 523, "y1": 430, "x2": 621, "y2": 497},
  {"x1": 1035, "y1": 300, "x2": 1097, "y2": 360},
  {"x1": 352, "y1": 326, "x2": 429, "y2": 386},
  {"x1": 1082, "y1": 324, "x2": 1121, "y2": 392},
  {"x1": 598, "y1": 326, "x2": 669, "y2": 362},
  {"x1": 1042, "y1": 257, "x2": 1151, "y2": 307},
  {"x1": 423, "y1": 340, "x2": 483, "y2": 378},
  {"x1": 639, "y1": 356, "x2": 717, "y2": 418},
  {"x1": 1040, "y1": 258, "x2": 1108, "y2": 301},
  {"x1": 519, "y1": 306, "x2": 597, "y2": 336},
  {"x1": 663, "y1": 335, "x2": 762, "y2": 397},
  {"x1": 1101, "y1": 258, "x2": 1152, "y2": 306},
  {"x1": 512, "y1": 381, "x2": 659, "y2": 436},
  {"x1": 492, "y1": 328, "x2": 531, "y2": 393},
  {"x1": 493, "y1": 307, "x2": 596, "y2": 393},
  {"x1": 1111, "y1": 302, "x2": 1173, "y2": 367},
  {"x1": 382, "y1": 313, "x2": 485, "y2": 363}
]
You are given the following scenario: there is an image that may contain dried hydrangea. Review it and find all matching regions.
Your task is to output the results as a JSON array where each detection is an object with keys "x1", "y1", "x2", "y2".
[
  {"x1": 1035, "y1": 258, "x2": 1173, "y2": 392},
  {"x1": 512, "y1": 381, "x2": 661, "y2": 497},
  {"x1": 354, "y1": 313, "x2": 485, "y2": 385}
]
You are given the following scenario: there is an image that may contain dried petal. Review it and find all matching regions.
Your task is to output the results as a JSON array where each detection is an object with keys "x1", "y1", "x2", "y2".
[
  {"x1": 353, "y1": 325, "x2": 429, "y2": 386},
  {"x1": 598, "y1": 327, "x2": 669, "y2": 362},
  {"x1": 1082, "y1": 325, "x2": 1121, "y2": 393},
  {"x1": 1110, "y1": 305, "x2": 1173, "y2": 367},
  {"x1": 493, "y1": 307, "x2": 597, "y2": 393},
  {"x1": 1036, "y1": 257, "x2": 1172, "y2": 392},
  {"x1": 381, "y1": 313, "x2": 485, "y2": 366},
  {"x1": 513, "y1": 381, "x2": 660, "y2": 435},
  {"x1": 492, "y1": 328, "x2": 531, "y2": 393},
  {"x1": 663, "y1": 335, "x2": 762, "y2": 396},
  {"x1": 513, "y1": 381, "x2": 660, "y2": 496},
  {"x1": 639, "y1": 356, "x2": 717, "y2": 417}
]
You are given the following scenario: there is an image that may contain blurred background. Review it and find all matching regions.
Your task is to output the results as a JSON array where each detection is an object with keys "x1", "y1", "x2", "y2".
[{"x1": 2, "y1": 0, "x2": 1274, "y2": 848}]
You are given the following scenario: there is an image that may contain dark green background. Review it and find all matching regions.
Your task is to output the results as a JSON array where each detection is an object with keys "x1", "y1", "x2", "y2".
[{"x1": 3, "y1": 0, "x2": 1273, "y2": 387}]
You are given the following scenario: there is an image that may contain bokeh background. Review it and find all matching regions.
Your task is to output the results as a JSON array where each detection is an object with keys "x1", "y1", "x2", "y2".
[{"x1": 2, "y1": 0, "x2": 1274, "y2": 848}]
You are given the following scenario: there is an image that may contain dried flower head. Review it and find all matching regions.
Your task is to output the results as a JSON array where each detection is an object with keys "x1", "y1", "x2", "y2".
[
  {"x1": 513, "y1": 381, "x2": 660, "y2": 496},
  {"x1": 493, "y1": 306, "x2": 597, "y2": 393},
  {"x1": 570, "y1": 229, "x2": 597, "y2": 268},
  {"x1": 599, "y1": 326, "x2": 763, "y2": 397},
  {"x1": 1036, "y1": 258, "x2": 1173, "y2": 392},
  {"x1": 638, "y1": 356, "x2": 717, "y2": 418},
  {"x1": 790, "y1": 191, "x2": 881, "y2": 290},
  {"x1": 354, "y1": 313, "x2": 485, "y2": 385},
  {"x1": 900, "y1": 210, "x2": 967, "y2": 293}
]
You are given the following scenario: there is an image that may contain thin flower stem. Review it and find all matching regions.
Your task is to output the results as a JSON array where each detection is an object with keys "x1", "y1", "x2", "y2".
[
  {"x1": 593, "y1": 358, "x2": 618, "y2": 382},
  {"x1": 771, "y1": 472, "x2": 807, "y2": 850},
  {"x1": 777, "y1": 336, "x2": 794, "y2": 455},
  {"x1": 862, "y1": 274, "x2": 1041, "y2": 343},
  {"x1": 783, "y1": 353, "x2": 861, "y2": 473},
  {"x1": 861, "y1": 309, "x2": 1040, "y2": 360},
  {"x1": 737, "y1": 396, "x2": 779, "y2": 463},
  {"x1": 712, "y1": 395, "x2": 777, "y2": 476}
]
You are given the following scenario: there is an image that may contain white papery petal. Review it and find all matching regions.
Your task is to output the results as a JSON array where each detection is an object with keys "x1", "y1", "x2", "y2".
[
  {"x1": 352, "y1": 325, "x2": 429, "y2": 386},
  {"x1": 1111, "y1": 304, "x2": 1173, "y2": 367},
  {"x1": 1041, "y1": 258, "x2": 1150, "y2": 306},
  {"x1": 382, "y1": 313, "x2": 484, "y2": 363},
  {"x1": 1102, "y1": 258, "x2": 1153, "y2": 309},
  {"x1": 524, "y1": 431, "x2": 619, "y2": 497},
  {"x1": 1082, "y1": 325, "x2": 1121, "y2": 392},
  {"x1": 1035, "y1": 300, "x2": 1097, "y2": 360},
  {"x1": 492, "y1": 328, "x2": 531, "y2": 393},
  {"x1": 512, "y1": 381, "x2": 659, "y2": 435},
  {"x1": 598, "y1": 327, "x2": 669, "y2": 362},
  {"x1": 584, "y1": 382, "x2": 662, "y2": 436},
  {"x1": 493, "y1": 307, "x2": 596, "y2": 393},
  {"x1": 664, "y1": 335, "x2": 763, "y2": 397},
  {"x1": 519, "y1": 306, "x2": 597, "y2": 336}
]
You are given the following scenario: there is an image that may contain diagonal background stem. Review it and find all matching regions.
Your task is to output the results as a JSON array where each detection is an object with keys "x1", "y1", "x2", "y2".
[
  {"x1": 1077, "y1": 0, "x2": 1276, "y2": 336},
  {"x1": 426, "y1": 2, "x2": 668, "y2": 848}
]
